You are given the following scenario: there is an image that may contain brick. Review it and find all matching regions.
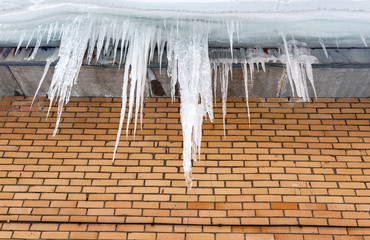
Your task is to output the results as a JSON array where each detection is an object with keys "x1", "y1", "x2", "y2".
[
  {"x1": 216, "y1": 234, "x2": 244, "y2": 240},
  {"x1": 12, "y1": 231, "x2": 41, "y2": 239},
  {"x1": 126, "y1": 233, "x2": 156, "y2": 240},
  {"x1": 70, "y1": 232, "x2": 98, "y2": 239},
  {"x1": 145, "y1": 224, "x2": 173, "y2": 232},
  {"x1": 70, "y1": 216, "x2": 97, "y2": 223},
  {"x1": 157, "y1": 233, "x2": 184, "y2": 240},
  {"x1": 187, "y1": 234, "x2": 214, "y2": 240},
  {"x1": 245, "y1": 234, "x2": 274, "y2": 240},
  {"x1": 3, "y1": 185, "x2": 29, "y2": 192},
  {"x1": 126, "y1": 216, "x2": 153, "y2": 223},
  {"x1": 89, "y1": 194, "x2": 115, "y2": 201},
  {"x1": 40, "y1": 193, "x2": 67, "y2": 200},
  {"x1": 97, "y1": 216, "x2": 125, "y2": 223},
  {"x1": 0, "y1": 96, "x2": 369, "y2": 237},
  {"x1": 99, "y1": 232, "x2": 128, "y2": 239},
  {"x1": 255, "y1": 195, "x2": 282, "y2": 202},
  {"x1": 32, "y1": 208, "x2": 59, "y2": 215},
  {"x1": 271, "y1": 203, "x2": 298, "y2": 210},
  {"x1": 0, "y1": 231, "x2": 13, "y2": 238},
  {"x1": 188, "y1": 202, "x2": 214, "y2": 209},
  {"x1": 14, "y1": 193, "x2": 40, "y2": 200},
  {"x1": 2, "y1": 223, "x2": 30, "y2": 230},
  {"x1": 256, "y1": 209, "x2": 283, "y2": 217},
  {"x1": 304, "y1": 235, "x2": 333, "y2": 240},
  {"x1": 41, "y1": 232, "x2": 69, "y2": 239},
  {"x1": 334, "y1": 237, "x2": 363, "y2": 240},
  {"x1": 275, "y1": 235, "x2": 304, "y2": 240},
  {"x1": 30, "y1": 223, "x2": 59, "y2": 231},
  {"x1": 299, "y1": 218, "x2": 328, "y2": 226},
  {"x1": 216, "y1": 203, "x2": 242, "y2": 210}
]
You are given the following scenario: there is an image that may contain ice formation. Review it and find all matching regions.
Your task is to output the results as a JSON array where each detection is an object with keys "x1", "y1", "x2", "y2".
[
  {"x1": 5, "y1": 14, "x2": 323, "y2": 188},
  {"x1": 279, "y1": 39, "x2": 318, "y2": 101},
  {"x1": 167, "y1": 26, "x2": 214, "y2": 188}
]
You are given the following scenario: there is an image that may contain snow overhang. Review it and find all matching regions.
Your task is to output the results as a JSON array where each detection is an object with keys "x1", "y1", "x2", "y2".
[{"x1": 1, "y1": 0, "x2": 370, "y2": 48}]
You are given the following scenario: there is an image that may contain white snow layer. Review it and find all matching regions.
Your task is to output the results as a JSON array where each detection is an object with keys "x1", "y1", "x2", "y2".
[
  {"x1": 3, "y1": 14, "x2": 322, "y2": 188},
  {"x1": 2, "y1": 0, "x2": 370, "y2": 48}
]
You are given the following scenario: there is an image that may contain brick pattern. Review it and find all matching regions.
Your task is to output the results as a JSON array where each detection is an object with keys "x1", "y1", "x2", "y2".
[
  {"x1": 0, "y1": 96, "x2": 369, "y2": 239},
  {"x1": 0, "y1": 223, "x2": 369, "y2": 239}
]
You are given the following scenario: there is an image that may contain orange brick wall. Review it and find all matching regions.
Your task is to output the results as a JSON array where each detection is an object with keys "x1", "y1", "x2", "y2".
[{"x1": 0, "y1": 96, "x2": 369, "y2": 239}]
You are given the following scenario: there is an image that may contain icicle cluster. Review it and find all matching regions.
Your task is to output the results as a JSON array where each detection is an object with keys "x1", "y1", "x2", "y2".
[
  {"x1": 12, "y1": 15, "x2": 319, "y2": 188},
  {"x1": 280, "y1": 39, "x2": 318, "y2": 101},
  {"x1": 209, "y1": 42, "x2": 318, "y2": 129}
]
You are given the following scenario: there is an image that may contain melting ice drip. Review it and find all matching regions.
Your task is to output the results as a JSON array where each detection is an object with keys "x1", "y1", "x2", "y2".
[{"x1": 14, "y1": 15, "x2": 319, "y2": 188}]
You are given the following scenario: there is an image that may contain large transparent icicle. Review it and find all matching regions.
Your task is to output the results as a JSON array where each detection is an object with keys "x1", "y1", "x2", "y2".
[{"x1": 167, "y1": 26, "x2": 214, "y2": 189}]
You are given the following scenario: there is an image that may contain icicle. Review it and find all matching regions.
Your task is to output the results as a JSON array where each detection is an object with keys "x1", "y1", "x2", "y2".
[
  {"x1": 131, "y1": 27, "x2": 156, "y2": 135},
  {"x1": 27, "y1": 26, "x2": 47, "y2": 60},
  {"x1": 248, "y1": 60, "x2": 254, "y2": 87},
  {"x1": 304, "y1": 59, "x2": 317, "y2": 99},
  {"x1": 281, "y1": 33, "x2": 296, "y2": 97},
  {"x1": 361, "y1": 35, "x2": 368, "y2": 47},
  {"x1": 157, "y1": 31, "x2": 166, "y2": 72},
  {"x1": 167, "y1": 25, "x2": 213, "y2": 189},
  {"x1": 277, "y1": 71, "x2": 287, "y2": 97},
  {"x1": 46, "y1": 23, "x2": 54, "y2": 44},
  {"x1": 95, "y1": 21, "x2": 107, "y2": 61},
  {"x1": 112, "y1": 27, "x2": 121, "y2": 64},
  {"x1": 112, "y1": 24, "x2": 157, "y2": 162},
  {"x1": 57, "y1": 23, "x2": 64, "y2": 39},
  {"x1": 25, "y1": 30, "x2": 35, "y2": 49},
  {"x1": 319, "y1": 38, "x2": 329, "y2": 59},
  {"x1": 208, "y1": 48, "x2": 233, "y2": 136},
  {"x1": 242, "y1": 62, "x2": 251, "y2": 126},
  {"x1": 167, "y1": 27, "x2": 178, "y2": 102},
  {"x1": 32, "y1": 49, "x2": 59, "y2": 106},
  {"x1": 279, "y1": 39, "x2": 319, "y2": 101},
  {"x1": 281, "y1": 33, "x2": 291, "y2": 65},
  {"x1": 46, "y1": 16, "x2": 93, "y2": 136},
  {"x1": 118, "y1": 21, "x2": 129, "y2": 67},
  {"x1": 113, "y1": 60, "x2": 130, "y2": 162},
  {"x1": 240, "y1": 49, "x2": 251, "y2": 126},
  {"x1": 212, "y1": 63, "x2": 218, "y2": 106},
  {"x1": 149, "y1": 28, "x2": 158, "y2": 63},
  {"x1": 226, "y1": 20, "x2": 234, "y2": 58},
  {"x1": 5, "y1": 29, "x2": 17, "y2": 43},
  {"x1": 261, "y1": 60, "x2": 266, "y2": 72},
  {"x1": 235, "y1": 21, "x2": 240, "y2": 44},
  {"x1": 52, "y1": 22, "x2": 59, "y2": 40},
  {"x1": 15, "y1": 32, "x2": 25, "y2": 55},
  {"x1": 19, "y1": 15, "x2": 320, "y2": 189},
  {"x1": 86, "y1": 20, "x2": 97, "y2": 64},
  {"x1": 220, "y1": 62, "x2": 231, "y2": 136},
  {"x1": 103, "y1": 20, "x2": 115, "y2": 56}
]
